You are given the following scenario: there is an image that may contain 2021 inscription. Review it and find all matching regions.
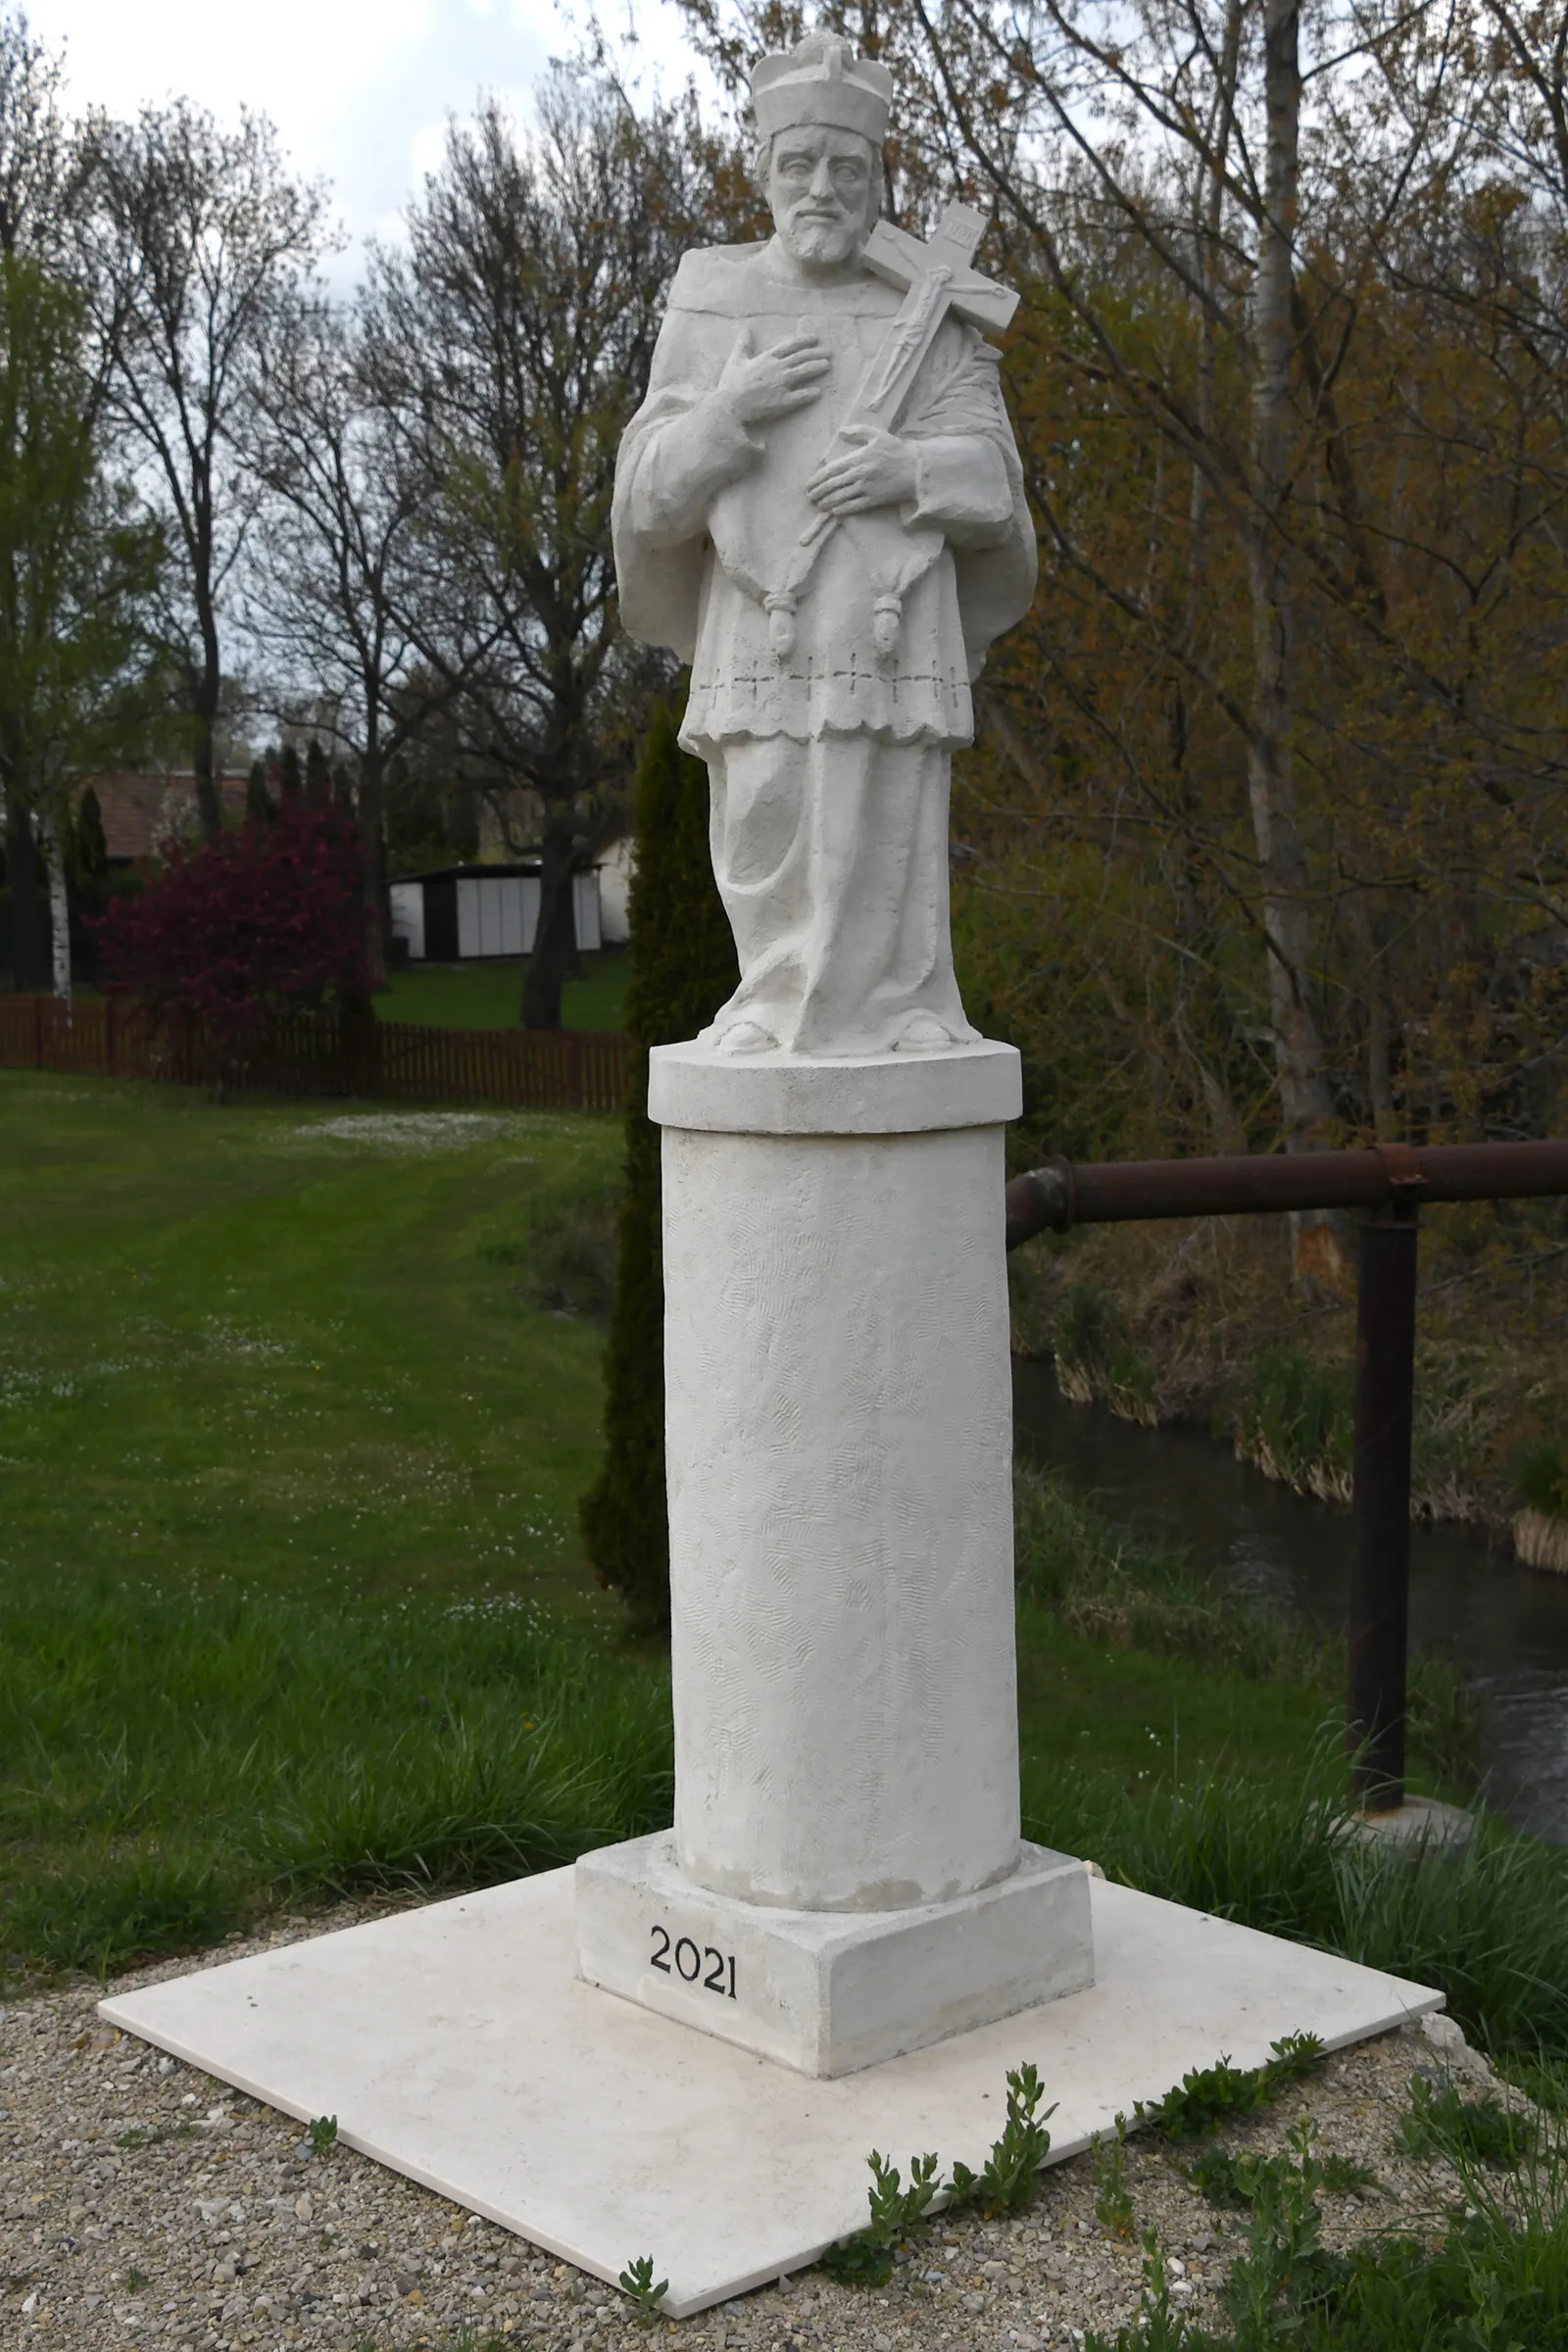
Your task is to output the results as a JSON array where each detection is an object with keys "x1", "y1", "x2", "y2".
[{"x1": 650, "y1": 1923, "x2": 737, "y2": 1999}]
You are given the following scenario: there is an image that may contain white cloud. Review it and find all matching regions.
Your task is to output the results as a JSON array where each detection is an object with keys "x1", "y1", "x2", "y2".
[{"x1": 27, "y1": 0, "x2": 722, "y2": 280}]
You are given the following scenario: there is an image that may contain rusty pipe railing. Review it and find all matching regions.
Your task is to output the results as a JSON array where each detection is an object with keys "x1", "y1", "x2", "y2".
[
  {"x1": 1005, "y1": 1139, "x2": 1568, "y2": 1250},
  {"x1": 1004, "y1": 1139, "x2": 1568, "y2": 1812}
]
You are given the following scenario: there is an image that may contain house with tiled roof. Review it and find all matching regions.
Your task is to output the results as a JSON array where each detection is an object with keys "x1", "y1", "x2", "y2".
[{"x1": 80, "y1": 772, "x2": 248, "y2": 862}]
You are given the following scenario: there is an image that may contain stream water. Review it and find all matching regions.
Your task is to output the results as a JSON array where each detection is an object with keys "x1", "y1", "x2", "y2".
[{"x1": 1011, "y1": 1358, "x2": 1568, "y2": 1846}]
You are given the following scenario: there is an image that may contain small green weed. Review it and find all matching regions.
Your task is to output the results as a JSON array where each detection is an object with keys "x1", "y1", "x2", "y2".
[
  {"x1": 1187, "y1": 2143, "x2": 1378, "y2": 2210},
  {"x1": 1396, "y1": 2072, "x2": 1528, "y2": 2165},
  {"x1": 1092, "y1": 2113, "x2": 1135, "y2": 2236},
  {"x1": 950, "y1": 2061, "x2": 1057, "y2": 2216},
  {"x1": 616, "y1": 2254, "x2": 668, "y2": 2322},
  {"x1": 114, "y1": 2122, "x2": 199, "y2": 2150},
  {"x1": 819, "y1": 2063, "x2": 1055, "y2": 2285},
  {"x1": 1135, "y1": 2033, "x2": 1324, "y2": 2140},
  {"x1": 1085, "y1": 2100, "x2": 1568, "y2": 2350},
  {"x1": 308, "y1": 2113, "x2": 338, "y2": 2156},
  {"x1": 817, "y1": 2150, "x2": 943, "y2": 2284}
]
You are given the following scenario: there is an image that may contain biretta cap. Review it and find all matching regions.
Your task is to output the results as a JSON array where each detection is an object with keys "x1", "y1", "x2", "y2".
[{"x1": 750, "y1": 32, "x2": 893, "y2": 144}]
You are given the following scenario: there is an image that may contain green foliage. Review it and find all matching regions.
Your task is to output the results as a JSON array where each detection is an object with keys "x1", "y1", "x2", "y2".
[
  {"x1": 0, "y1": 258, "x2": 165, "y2": 823},
  {"x1": 817, "y1": 2150, "x2": 943, "y2": 2284},
  {"x1": 615, "y1": 2255, "x2": 668, "y2": 2321},
  {"x1": 579, "y1": 699, "x2": 737, "y2": 1626},
  {"x1": 820, "y1": 2064, "x2": 1055, "y2": 2286},
  {"x1": 1515, "y1": 1439, "x2": 1568, "y2": 1519},
  {"x1": 950, "y1": 2061, "x2": 1057, "y2": 2215},
  {"x1": 0, "y1": 1572, "x2": 673, "y2": 1979},
  {"x1": 305, "y1": 737, "x2": 332, "y2": 809},
  {"x1": 74, "y1": 783, "x2": 109, "y2": 879},
  {"x1": 1134, "y1": 2035, "x2": 1325, "y2": 2141},
  {"x1": 1085, "y1": 2105, "x2": 1568, "y2": 2350},
  {"x1": 1187, "y1": 2144, "x2": 1378, "y2": 2210},
  {"x1": 378, "y1": 953, "x2": 628, "y2": 1033},
  {"x1": 1093, "y1": 2113, "x2": 1136, "y2": 2236},
  {"x1": 1013, "y1": 1461, "x2": 1476, "y2": 1788},
  {"x1": 1231, "y1": 1348, "x2": 1354, "y2": 1503},
  {"x1": 482, "y1": 1188, "x2": 619, "y2": 1320},
  {"x1": 1013, "y1": 1460, "x2": 1331, "y2": 1685},
  {"x1": 307, "y1": 2113, "x2": 338, "y2": 2155},
  {"x1": 245, "y1": 760, "x2": 274, "y2": 826},
  {"x1": 1054, "y1": 1281, "x2": 1158, "y2": 1422},
  {"x1": 1024, "y1": 1751, "x2": 1568, "y2": 2080},
  {"x1": 1396, "y1": 2074, "x2": 1530, "y2": 2167}
]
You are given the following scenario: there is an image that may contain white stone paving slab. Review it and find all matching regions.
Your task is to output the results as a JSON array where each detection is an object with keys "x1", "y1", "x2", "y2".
[{"x1": 99, "y1": 1868, "x2": 1442, "y2": 2317}]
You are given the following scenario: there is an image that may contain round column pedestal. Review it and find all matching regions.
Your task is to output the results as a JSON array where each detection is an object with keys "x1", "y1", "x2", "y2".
[
  {"x1": 656, "y1": 1042, "x2": 1023, "y2": 1912},
  {"x1": 574, "y1": 1040, "x2": 1095, "y2": 2076}
]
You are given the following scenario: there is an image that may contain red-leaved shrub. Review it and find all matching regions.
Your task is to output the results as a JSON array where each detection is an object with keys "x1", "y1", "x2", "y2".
[{"x1": 98, "y1": 803, "x2": 371, "y2": 1052}]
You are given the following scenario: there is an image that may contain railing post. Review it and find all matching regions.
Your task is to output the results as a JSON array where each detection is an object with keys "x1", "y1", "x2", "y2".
[
  {"x1": 1347, "y1": 1192, "x2": 1420, "y2": 1809},
  {"x1": 33, "y1": 992, "x2": 44, "y2": 1070}
]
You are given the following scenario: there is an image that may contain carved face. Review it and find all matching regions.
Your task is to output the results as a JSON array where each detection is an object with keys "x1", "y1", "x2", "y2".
[{"x1": 764, "y1": 124, "x2": 877, "y2": 266}]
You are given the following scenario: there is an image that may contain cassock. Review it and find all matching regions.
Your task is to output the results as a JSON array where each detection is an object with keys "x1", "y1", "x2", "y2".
[{"x1": 612, "y1": 237, "x2": 1037, "y2": 1056}]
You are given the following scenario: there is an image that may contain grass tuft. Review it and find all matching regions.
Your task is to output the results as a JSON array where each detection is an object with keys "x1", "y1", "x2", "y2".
[{"x1": 0, "y1": 1576, "x2": 670, "y2": 1980}]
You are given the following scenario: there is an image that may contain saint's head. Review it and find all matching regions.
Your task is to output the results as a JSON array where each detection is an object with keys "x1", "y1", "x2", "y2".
[{"x1": 750, "y1": 34, "x2": 893, "y2": 271}]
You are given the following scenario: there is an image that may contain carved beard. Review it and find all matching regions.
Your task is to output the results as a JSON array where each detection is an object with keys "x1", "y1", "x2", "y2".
[{"x1": 777, "y1": 205, "x2": 864, "y2": 266}]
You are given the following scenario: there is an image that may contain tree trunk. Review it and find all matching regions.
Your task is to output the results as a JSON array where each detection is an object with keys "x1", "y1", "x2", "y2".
[
  {"x1": 1247, "y1": 0, "x2": 1334, "y2": 1158},
  {"x1": 521, "y1": 803, "x2": 580, "y2": 1031},
  {"x1": 4, "y1": 792, "x2": 49, "y2": 992},
  {"x1": 192, "y1": 680, "x2": 221, "y2": 843},
  {"x1": 358, "y1": 742, "x2": 388, "y2": 989},
  {"x1": 192, "y1": 576, "x2": 223, "y2": 842},
  {"x1": 39, "y1": 809, "x2": 71, "y2": 1002}
]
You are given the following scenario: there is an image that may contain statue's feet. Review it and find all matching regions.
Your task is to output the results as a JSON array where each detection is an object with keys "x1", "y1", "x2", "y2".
[
  {"x1": 712, "y1": 1019, "x2": 779, "y2": 1056},
  {"x1": 892, "y1": 1012, "x2": 956, "y2": 1054}
]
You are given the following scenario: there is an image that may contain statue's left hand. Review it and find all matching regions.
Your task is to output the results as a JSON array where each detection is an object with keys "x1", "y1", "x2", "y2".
[{"x1": 806, "y1": 426, "x2": 920, "y2": 516}]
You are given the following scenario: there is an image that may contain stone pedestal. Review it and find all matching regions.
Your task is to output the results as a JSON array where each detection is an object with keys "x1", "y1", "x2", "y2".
[{"x1": 574, "y1": 1041, "x2": 1095, "y2": 2071}]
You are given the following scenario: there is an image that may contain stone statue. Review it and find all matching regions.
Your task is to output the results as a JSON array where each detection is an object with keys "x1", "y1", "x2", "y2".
[{"x1": 612, "y1": 31, "x2": 1036, "y2": 1058}]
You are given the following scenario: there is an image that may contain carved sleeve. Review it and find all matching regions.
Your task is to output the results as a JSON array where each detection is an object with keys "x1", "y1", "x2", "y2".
[
  {"x1": 899, "y1": 328, "x2": 1018, "y2": 545},
  {"x1": 618, "y1": 313, "x2": 761, "y2": 551},
  {"x1": 622, "y1": 396, "x2": 762, "y2": 549}
]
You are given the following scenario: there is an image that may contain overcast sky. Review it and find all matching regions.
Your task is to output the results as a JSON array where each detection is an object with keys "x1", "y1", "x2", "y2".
[{"x1": 25, "y1": 0, "x2": 702, "y2": 262}]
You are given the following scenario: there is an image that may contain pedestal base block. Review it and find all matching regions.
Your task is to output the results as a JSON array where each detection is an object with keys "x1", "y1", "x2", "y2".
[
  {"x1": 574, "y1": 1834, "x2": 1094, "y2": 2077},
  {"x1": 98, "y1": 1869, "x2": 1443, "y2": 2317}
]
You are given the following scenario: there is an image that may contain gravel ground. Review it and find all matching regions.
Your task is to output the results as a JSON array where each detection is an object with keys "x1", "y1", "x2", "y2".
[{"x1": 0, "y1": 1904, "x2": 1509, "y2": 2352}]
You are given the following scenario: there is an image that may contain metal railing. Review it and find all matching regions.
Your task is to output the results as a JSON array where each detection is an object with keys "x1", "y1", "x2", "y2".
[{"x1": 1004, "y1": 1140, "x2": 1568, "y2": 1812}]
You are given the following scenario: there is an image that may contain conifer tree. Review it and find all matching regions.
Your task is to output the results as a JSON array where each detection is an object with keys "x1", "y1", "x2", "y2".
[
  {"x1": 74, "y1": 785, "x2": 108, "y2": 879},
  {"x1": 245, "y1": 759, "x2": 274, "y2": 825},
  {"x1": 304, "y1": 737, "x2": 331, "y2": 809},
  {"x1": 579, "y1": 700, "x2": 737, "y2": 1627}
]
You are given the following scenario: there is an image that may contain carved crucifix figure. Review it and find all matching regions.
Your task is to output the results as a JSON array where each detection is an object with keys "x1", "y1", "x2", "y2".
[{"x1": 612, "y1": 34, "x2": 1037, "y2": 1058}]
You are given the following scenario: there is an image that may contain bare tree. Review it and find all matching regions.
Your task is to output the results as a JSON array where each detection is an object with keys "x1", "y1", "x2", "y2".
[
  {"x1": 364, "y1": 72, "x2": 696, "y2": 1028},
  {"x1": 251, "y1": 296, "x2": 448, "y2": 979},
  {"x1": 0, "y1": 5, "x2": 76, "y2": 260},
  {"x1": 81, "y1": 102, "x2": 325, "y2": 841}
]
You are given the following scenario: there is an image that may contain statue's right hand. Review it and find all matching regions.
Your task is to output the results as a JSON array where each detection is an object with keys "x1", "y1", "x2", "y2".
[{"x1": 718, "y1": 324, "x2": 831, "y2": 427}]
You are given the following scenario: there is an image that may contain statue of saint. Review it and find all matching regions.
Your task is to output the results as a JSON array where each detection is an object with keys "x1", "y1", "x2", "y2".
[{"x1": 612, "y1": 32, "x2": 1035, "y2": 1057}]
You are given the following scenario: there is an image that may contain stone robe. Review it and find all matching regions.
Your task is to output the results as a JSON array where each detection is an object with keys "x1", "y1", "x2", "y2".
[{"x1": 612, "y1": 237, "x2": 1036, "y2": 1055}]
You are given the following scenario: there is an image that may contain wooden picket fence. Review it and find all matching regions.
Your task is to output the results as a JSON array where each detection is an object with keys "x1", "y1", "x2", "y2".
[{"x1": 0, "y1": 995, "x2": 629, "y2": 1114}]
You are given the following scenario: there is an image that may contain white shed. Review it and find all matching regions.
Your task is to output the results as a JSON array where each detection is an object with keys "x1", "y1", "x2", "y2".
[{"x1": 389, "y1": 864, "x2": 603, "y2": 963}]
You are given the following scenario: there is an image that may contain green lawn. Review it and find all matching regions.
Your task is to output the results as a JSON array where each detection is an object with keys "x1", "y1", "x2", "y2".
[
  {"x1": 4, "y1": 1073, "x2": 1566, "y2": 2091},
  {"x1": 378, "y1": 952, "x2": 628, "y2": 1032},
  {"x1": 0, "y1": 1072, "x2": 621, "y2": 1612}
]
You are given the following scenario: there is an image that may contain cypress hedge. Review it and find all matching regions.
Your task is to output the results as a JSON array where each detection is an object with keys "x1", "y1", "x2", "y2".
[{"x1": 579, "y1": 700, "x2": 737, "y2": 1626}]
